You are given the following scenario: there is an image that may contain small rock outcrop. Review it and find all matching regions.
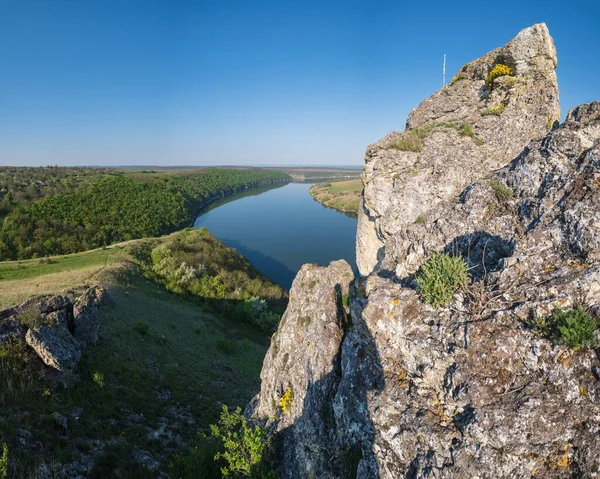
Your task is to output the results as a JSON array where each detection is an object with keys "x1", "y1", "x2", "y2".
[
  {"x1": 26, "y1": 325, "x2": 81, "y2": 372},
  {"x1": 357, "y1": 23, "x2": 560, "y2": 275},
  {"x1": 0, "y1": 287, "x2": 105, "y2": 373},
  {"x1": 73, "y1": 286, "x2": 105, "y2": 347},
  {"x1": 252, "y1": 24, "x2": 600, "y2": 479}
]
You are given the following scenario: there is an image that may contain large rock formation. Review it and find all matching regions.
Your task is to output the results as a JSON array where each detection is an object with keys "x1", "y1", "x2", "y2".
[
  {"x1": 252, "y1": 24, "x2": 600, "y2": 478},
  {"x1": 357, "y1": 23, "x2": 560, "y2": 275}
]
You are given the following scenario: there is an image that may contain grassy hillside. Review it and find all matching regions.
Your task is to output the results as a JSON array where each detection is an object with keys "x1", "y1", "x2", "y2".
[
  {"x1": 0, "y1": 230, "x2": 282, "y2": 477},
  {"x1": 309, "y1": 179, "x2": 363, "y2": 213}
]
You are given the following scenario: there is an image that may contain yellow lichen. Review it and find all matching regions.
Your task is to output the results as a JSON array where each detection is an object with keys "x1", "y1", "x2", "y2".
[
  {"x1": 279, "y1": 387, "x2": 294, "y2": 415},
  {"x1": 487, "y1": 64, "x2": 514, "y2": 90}
]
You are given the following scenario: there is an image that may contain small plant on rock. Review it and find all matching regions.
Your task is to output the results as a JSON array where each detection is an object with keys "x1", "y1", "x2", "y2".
[
  {"x1": 416, "y1": 253, "x2": 470, "y2": 308},
  {"x1": 487, "y1": 64, "x2": 514, "y2": 90},
  {"x1": 548, "y1": 306, "x2": 598, "y2": 349},
  {"x1": 490, "y1": 179, "x2": 514, "y2": 202},
  {"x1": 133, "y1": 321, "x2": 149, "y2": 335},
  {"x1": 483, "y1": 104, "x2": 506, "y2": 116},
  {"x1": 93, "y1": 372, "x2": 106, "y2": 389},
  {"x1": 279, "y1": 387, "x2": 294, "y2": 415},
  {"x1": 451, "y1": 75, "x2": 466, "y2": 85}
]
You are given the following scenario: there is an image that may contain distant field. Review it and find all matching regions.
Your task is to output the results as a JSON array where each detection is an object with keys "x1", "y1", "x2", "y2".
[
  {"x1": 268, "y1": 167, "x2": 361, "y2": 182},
  {"x1": 309, "y1": 179, "x2": 363, "y2": 213}
]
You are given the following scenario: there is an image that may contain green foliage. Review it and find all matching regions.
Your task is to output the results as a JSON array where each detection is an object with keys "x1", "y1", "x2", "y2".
[
  {"x1": 451, "y1": 75, "x2": 466, "y2": 85},
  {"x1": 0, "y1": 441, "x2": 7, "y2": 479},
  {"x1": 92, "y1": 371, "x2": 106, "y2": 389},
  {"x1": 486, "y1": 64, "x2": 514, "y2": 90},
  {"x1": 279, "y1": 387, "x2": 294, "y2": 415},
  {"x1": 458, "y1": 122, "x2": 474, "y2": 137},
  {"x1": 0, "y1": 168, "x2": 290, "y2": 260},
  {"x1": 15, "y1": 303, "x2": 43, "y2": 329},
  {"x1": 532, "y1": 306, "x2": 599, "y2": 349},
  {"x1": 133, "y1": 321, "x2": 149, "y2": 335},
  {"x1": 489, "y1": 179, "x2": 514, "y2": 202},
  {"x1": 210, "y1": 405, "x2": 273, "y2": 478},
  {"x1": 341, "y1": 293, "x2": 350, "y2": 308},
  {"x1": 216, "y1": 338, "x2": 236, "y2": 355},
  {"x1": 416, "y1": 253, "x2": 470, "y2": 308},
  {"x1": 415, "y1": 215, "x2": 425, "y2": 224},
  {"x1": 388, "y1": 125, "x2": 436, "y2": 152},
  {"x1": 482, "y1": 104, "x2": 505, "y2": 116},
  {"x1": 141, "y1": 228, "x2": 286, "y2": 333}
]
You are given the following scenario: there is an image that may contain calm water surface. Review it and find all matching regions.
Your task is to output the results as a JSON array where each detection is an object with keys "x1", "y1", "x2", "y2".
[{"x1": 193, "y1": 183, "x2": 357, "y2": 289}]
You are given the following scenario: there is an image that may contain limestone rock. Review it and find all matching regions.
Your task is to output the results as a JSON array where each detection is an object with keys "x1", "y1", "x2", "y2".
[
  {"x1": 250, "y1": 260, "x2": 354, "y2": 478},
  {"x1": 73, "y1": 287, "x2": 104, "y2": 347},
  {"x1": 0, "y1": 316, "x2": 26, "y2": 344},
  {"x1": 25, "y1": 324, "x2": 81, "y2": 373},
  {"x1": 357, "y1": 23, "x2": 560, "y2": 275}
]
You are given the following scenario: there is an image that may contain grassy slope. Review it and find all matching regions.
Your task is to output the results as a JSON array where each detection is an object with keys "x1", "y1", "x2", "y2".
[
  {"x1": 309, "y1": 179, "x2": 363, "y2": 213},
  {"x1": 0, "y1": 243, "x2": 269, "y2": 477}
]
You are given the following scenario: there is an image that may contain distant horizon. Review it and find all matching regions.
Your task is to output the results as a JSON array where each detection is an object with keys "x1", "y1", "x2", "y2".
[
  {"x1": 0, "y1": 164, "x2": 364, "y2": 170},
  {"x1": 1, "y1": 1, "x2": 598, "y2": 167}
]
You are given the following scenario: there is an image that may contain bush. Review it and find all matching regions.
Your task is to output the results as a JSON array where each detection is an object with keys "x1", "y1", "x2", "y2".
[
  {"x1": 133, "y1": 321, "x2": 149, "y2": 335},
  {"x1": 92, "y1": 372, "x2": 105, "y2": 389},
  {"x1": 216, "y1": 338, "x2": 236, "y2": 355},
  {"x1": 490, "y1": 179, "x2": 514, "y2": 202},
  {"x1": 388, "y1": 125, "x2": 436, "y2": 152},
  {"x1": 210, "y1": 405, "x2": 273, "y2": 478},
  {"x1": 451, "y1": 75, "x2": 466, "y2": 85},
  {"x1": 416, "y1": 253, "x2": 470, "y2": 308},
  {"x1": 483, "y1": 104, "x2": 505, "y2": 116},
  {"x1": 279, "y1": 387, "x2": 294, "y2": 415},
  {"x1": 533, "y1": 306, "x2": 599, "y2": 349},
  {"x1": 487, "y1": 64, "x2": 513, "y2": 90}
]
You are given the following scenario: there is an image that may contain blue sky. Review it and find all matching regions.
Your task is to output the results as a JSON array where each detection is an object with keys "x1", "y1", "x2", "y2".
[{"x1": 0, "y1": 0, "x2": 598, "y2": 167}]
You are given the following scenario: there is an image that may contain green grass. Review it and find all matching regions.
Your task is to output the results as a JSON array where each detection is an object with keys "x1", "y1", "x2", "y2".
[
  {"x1": 327, "y1": 179, "x2": 363, "y2": 194},
  {"x1": 532, "y1": 306, "x2": 599, "y2": 349},
  {"x1": 0, "y1": 249, "x2": 119, "y2": 282},
  {"x1": 490, "y1": 179, "x2": 514, "y2": 202},
  {"x1": 309, "y1": 180, "x2": 363, "y2": 214},
  {"x1": 0, "y1": 241, "x2": 271, "y2": 476}
]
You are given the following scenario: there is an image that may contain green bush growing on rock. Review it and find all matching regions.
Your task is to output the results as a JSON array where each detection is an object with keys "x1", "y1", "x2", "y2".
[
  {"x1": 490, "y1": 179, "x2": 514, "y2": 202},
  {"x1": 482, "y1": 104, "x2": 506, "y2": 116},
  {"x1": 388, "y1": 125, "x2": 436, "y2": 152},
  {"x1": 534, "y1": 306, "x2": 599, "y2": 349},
  {"x1": 486, "y1": 64, "x2": 514, "y2": 90},
  {"x1": 210, "y1": 405, "x2": 273, "y2": 478},
  {"x1": 451, "y1": 75, "x2": 466, "y2": 85},
  {"x1": 416, "y1": 253, "x2": 470, "y2": 308}
]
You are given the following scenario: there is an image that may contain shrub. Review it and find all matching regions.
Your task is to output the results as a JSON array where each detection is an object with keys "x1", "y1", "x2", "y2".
[
  {"x1": 388, "y1": 125, "x2": 436, "y2": 152},
  {"x1": 451, "y1": 75, "x2": 466, "y2": 85},
  {"x1": 483, "y1": 104, "x2": 505, "y2": 116},
  {"x1": 489, "y1": 179, "x2": 514, "y2": 202},
  {"x1": 415, "y1": 215, "x2": 425, "y2": 224},
  {"x1": 487, "y1": 64, "x2": 513, "y2": 90},
  {"x1": 534, "y1": 306, "x2": 599, "y2": 349},
  {"x1": 458, "y1": 122, "x2": 474, "y2": 138},
  {"x1": 416, "y1": 253, "x2": 470, "y2": 308},
  {"x1": 341, "y1": 293, "x2": 350, "y2": 308},
  {"x1": 0, "y1": 441, "x2": 7, "y2": 479},
  {"x1": 279, "y1": 387, "x2": 294, "y2": 415},
  {"x1": 92, "y1": 372, "x2": 105, "y2": 389},
  {"x1": 210, "y1": 405, "x2": 273, "y2": 478},
  {"x1": 133, "y1": 321, "x2": 149, "y2": 335}
]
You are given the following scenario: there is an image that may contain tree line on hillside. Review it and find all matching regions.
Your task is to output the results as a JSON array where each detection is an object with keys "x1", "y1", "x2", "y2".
[
  {"x1": 0, "y1": 168, "x2": 290, "y2": 260},
  {"x1": 0, "y1": 166, "x2": 118, "y2": 218}
]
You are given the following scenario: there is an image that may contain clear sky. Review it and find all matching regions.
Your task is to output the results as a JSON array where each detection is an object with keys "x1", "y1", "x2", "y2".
[{"x1": 1, "y1": 0, "x2": 598, "y2": 167}]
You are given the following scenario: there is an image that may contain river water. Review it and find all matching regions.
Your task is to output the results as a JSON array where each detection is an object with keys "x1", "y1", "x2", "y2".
[{"x1": 193, "y1": 182, "x2": 357, "y2": 289}]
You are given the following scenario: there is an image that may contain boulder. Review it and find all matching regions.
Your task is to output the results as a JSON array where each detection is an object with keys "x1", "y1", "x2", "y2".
[{"x1": 26, "y1": 324, "x2": 81, "y2": 373}]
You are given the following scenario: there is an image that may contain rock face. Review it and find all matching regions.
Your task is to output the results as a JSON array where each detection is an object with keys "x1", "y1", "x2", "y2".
[
  {"x1": 252, "y1": 24, "x2": 600, "y2": 479},
  {"x1": 357, "y1": 23, "x2": 560, "y2": 275}
]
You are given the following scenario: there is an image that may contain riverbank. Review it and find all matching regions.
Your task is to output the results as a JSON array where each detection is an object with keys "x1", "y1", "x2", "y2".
[{"x1": 309, "y1": 179, "x2": 362, "y2": 213}]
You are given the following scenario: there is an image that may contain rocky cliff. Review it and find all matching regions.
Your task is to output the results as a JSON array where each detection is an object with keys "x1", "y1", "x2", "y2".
[
  {"x1": 357, "y1": 23, "x2": 560, "y2": 275},
  {"x1": 251, "y1": 24, "x2": 600, "y2": 478}
]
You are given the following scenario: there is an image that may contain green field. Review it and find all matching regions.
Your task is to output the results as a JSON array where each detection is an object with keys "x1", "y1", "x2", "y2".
[{"x1": 309, "y1": 179, "x2": 363, "y2": 213}]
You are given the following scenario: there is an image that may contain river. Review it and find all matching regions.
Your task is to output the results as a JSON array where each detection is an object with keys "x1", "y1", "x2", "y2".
[{"x1": 193, "y1": 182, "x2": 357, "y2": 289}]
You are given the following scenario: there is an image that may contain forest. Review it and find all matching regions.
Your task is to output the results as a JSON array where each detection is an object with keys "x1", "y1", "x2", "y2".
[{"x1": 0, "y1": 167, "x2": 290, "y2": 260}]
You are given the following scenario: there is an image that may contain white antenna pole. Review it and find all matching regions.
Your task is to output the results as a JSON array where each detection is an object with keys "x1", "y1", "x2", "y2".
[{"x1": 443, "y1": 54, "x2": 446, "y2": 86}]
